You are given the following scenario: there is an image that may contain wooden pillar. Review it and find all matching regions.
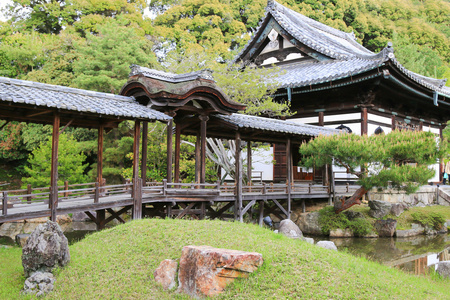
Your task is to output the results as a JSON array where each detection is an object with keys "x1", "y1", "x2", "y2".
[
  {"x1": 247, "y1": 141, "x2": 252, "y2": 185},
  {"x1": 132, "y1": 121, "x2": 141, "y2": 183},
  {"x1": 174, "y1": 122, "x2": 181, "y2": 183},
  {"x1": 97, "y1": 124, "x2": 104, "y2": 185},
  {"x1": 318, "y1": 111, "x2": 324, "y2": 126},
  {"x1": 235, "y1": 132, "x2": 243, "y2": 222},
  {"x1": 199, "y1": 115, "x2": 209, "y2": 183},
  {"x1": 166, "y1": 119, "x2": 173, "y2": 183},
  {"x1": 195, "y1": 133, "x2": 200, "y2": 183},
  {"x1": 286, "y1": 138, "x2": 292, "y2": 219},
  {"x1": 361, "y1": 107, "x2": 368, "y2": 135},
  {"x1": 141, "y1": 122, "x2": 148, "y2": 185},
  {"x1": 133, "y1": 178, "x2": 143, "y2": 220},
  {"x1": 50, "y1": 113, "x2": 60, "y2": 221},
  {"x1": 96, "y1": 209, "x2": 105, "y2": 230},
  {"x1": 391, "y1": 115, "x2": 396, "y2": 130}
]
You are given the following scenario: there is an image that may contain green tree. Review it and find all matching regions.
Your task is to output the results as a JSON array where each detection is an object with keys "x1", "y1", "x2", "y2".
[
  {"x1": 22, "y1": 133, "x2": 88, "y2": 187},
  {"x1": 299, "y1": 130, "x2": 447, "y2": 213},
  {"x1": 72, "y1": 18, "x2": 158, "y2": 93}
]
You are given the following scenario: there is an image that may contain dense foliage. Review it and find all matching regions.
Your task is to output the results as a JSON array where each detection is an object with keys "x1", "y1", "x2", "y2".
[
  {"x1": 0, "y1": 0, "x2": 449, "y2": 187},
  {"x1": 318, "y1": 206, "x2": 373, "y2": 236}
]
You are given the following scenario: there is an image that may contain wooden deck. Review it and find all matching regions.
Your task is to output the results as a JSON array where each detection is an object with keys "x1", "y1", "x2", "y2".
[{"x1": 0, "y1": 181, "x2": 359, "y2": 228}]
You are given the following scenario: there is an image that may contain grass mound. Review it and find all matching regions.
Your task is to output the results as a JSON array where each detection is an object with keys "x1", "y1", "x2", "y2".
[{"x1": 45, "y1": 219, "x2": 448, "y2": 299}]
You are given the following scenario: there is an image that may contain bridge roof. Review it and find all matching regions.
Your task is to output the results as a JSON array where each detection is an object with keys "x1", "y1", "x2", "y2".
[{"x1": 0, "y1": 76, "x2": 171, "y2": 129}]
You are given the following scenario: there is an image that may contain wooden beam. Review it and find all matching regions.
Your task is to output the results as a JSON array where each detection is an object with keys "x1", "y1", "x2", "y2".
[
  {"x1": 235, "y1": 132, "x2": 243, "y2": 222},
  {"x1": 174, "y1": 122, "x2": 181, "y2": 183},
  {"x1": 318, "y1": 111, "x2": 324, "y2": 126},
  {"x1": 166, "y1": 119, "x2": 173, "y2": 183},
  {"x1": 286, "y1": 138, "x2": 292, "y2": 219},
  {"x1": 176, "y1": 202, "x2": 196, "y2": 219},
  {"x1": 58, "y1": 119, "x2": 74, "y2": 135},
  {"x1": 361, "y1": 107, "x2": 368, "y2": 135},
  {"x1": 50, "y1": 113, "x2": 60, "y2": 221},
  {"x1": 141, "y1": 122, "x2": 148, "y2": 184},
  {"x1": 97, "y1": 124, "x2": 104, "y2": 185}
]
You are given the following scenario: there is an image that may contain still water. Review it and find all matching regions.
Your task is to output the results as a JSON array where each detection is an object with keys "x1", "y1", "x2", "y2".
[{"x1": 326, "y1": 233, "x2": 450, "y2": 274}]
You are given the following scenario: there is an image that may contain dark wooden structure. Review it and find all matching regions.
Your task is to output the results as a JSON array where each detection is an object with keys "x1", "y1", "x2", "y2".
[{"x1": 235, "y1": 0, "x2": 450, "y2": 182}]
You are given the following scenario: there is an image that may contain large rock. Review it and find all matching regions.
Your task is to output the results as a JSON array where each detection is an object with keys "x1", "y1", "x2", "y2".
[
  {"x1": 316, "y1": 241, "x2": 338, "y2": 251},
  {"x1": 374, "y1": 219, "x2": 397, "y2": 237},
  {"x1": 390, "y1": 203, "x2": 408, "y2": 217},
  {"x1": 178, "y1": 245, "x2": 263, "y2": 297},
  {"x1": 436, "y1": 261, "x2": 450, "y2": 279},
  {"x1": 22, "y1": 271, "x2": 56, "y2": 297},
  {"x1": 395, "y1": 223, "x2": 424, "y2": 237},
  {"x1": 154, "y1": 259, "x2": 178, "y2": 290},
  {"x1": 297, "y1": 212, "x2": 322, "y2": 235},
  {"x1": 279, "y1": 219, "x2": 303, "y2": 239},
  {"x1": 22, "y1": 220, "x2": 70, "y2": 277},
  {"x1": 368, "y1": 200, "x2": 392, "y2": 219}
]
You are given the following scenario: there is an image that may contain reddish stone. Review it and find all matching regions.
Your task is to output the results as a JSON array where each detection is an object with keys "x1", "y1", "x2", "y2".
[
  {"x1": 154, "y1": 259, "x2": 178, "y2": 290},
  {"x1": 178, "y1": 245, "x2": 263, "y2": 297}
]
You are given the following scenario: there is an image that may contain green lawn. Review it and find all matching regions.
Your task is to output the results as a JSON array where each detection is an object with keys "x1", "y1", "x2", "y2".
[{"x1": 1, "y1": 219, "x2": 448, "y2": 299}]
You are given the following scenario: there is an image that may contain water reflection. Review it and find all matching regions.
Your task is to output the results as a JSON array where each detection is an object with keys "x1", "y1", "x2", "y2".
[{"x1": 326, "y1": 234, "x2": 450, "y2": 274}]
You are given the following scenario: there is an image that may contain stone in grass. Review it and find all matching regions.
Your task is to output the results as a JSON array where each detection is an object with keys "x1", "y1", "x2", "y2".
[
  {"x1": 15, "y1": 233, "x2": 30, "y2": 248},
  {"x1": 154, "y1": 259, "x2": 178, "y2": 290},
  {"x1": 368, "y1": 200, "x2": 392, "y2": 219},
  {"x1": 178, "y1": 245, "x2": 263, "y2": 297},
  {"x1": 374, "y1": 219, "x2": 397, "y2": 237},
  {"x1": 436, "y1": 261, "x2": 450, "y2": 279},
  {"x1": 22, "y1": 220, "x2": 70, "y2": 277},
  {"x1": 22, "y1": 271, "x2": 56, "y2": 297},
  {"x1": 316, "y1": 241, "x2": 338, "y2": 251},
  {"x1": 278, "y1": 219, "x2": 303, "y2": 239}
]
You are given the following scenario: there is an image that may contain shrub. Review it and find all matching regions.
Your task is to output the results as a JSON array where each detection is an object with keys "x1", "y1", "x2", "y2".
[
  {"x1": 411, "y1": 212, "x2": 446, "y2": 230},
  {"x1": 318, "y1": 206, "x2": 373, "y2": 236}
]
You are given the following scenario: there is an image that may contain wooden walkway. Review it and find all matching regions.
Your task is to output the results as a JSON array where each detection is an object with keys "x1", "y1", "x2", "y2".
[{"x1": 0, "y1": 181, "x2": 359, "y2": 228}]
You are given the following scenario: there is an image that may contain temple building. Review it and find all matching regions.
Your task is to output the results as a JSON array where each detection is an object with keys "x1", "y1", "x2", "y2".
[{"x1": 234, "y1": 0, "x2": 450, "y2": 183}]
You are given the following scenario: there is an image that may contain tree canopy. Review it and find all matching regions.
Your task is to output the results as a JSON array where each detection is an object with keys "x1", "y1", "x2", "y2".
[{"x1": 299, "y1": 130, "x2": 448, "y2": 213}]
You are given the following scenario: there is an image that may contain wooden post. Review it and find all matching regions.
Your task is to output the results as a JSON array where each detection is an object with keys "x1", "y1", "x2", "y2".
[
  {"x1": 96, "y1": 209, "x2": 105, "y2": 230},
  {"x1": 26, "y1": 184, "x2": 32, "y2": 204},
  {"x1": 286, "y1": 138, "x2": 292, "y2": 219},
  {"x1": 195, "y1": 133, "x2": 200, "y2": 184},
  {"x1": 64, "y1": 181, "x2": 69, "y2": 198},
  {"x1": 247, "y1": 141, "x2": 252, "y2": 190},
  {"x1": 391, "y1": 115, "x2": 396, "y2": 130},
  {"x1": 174, "y1": 122, "x2": 181, "y2": 183},
  {"x1": 132, "y1": 121, "x2": 141, "y2": 183},
  {"x1": 133, "y1": 178, "x2": 143, "y2": 220},
  {"x1": 50, "y1": 113, "x2": 60, "y2": 222},
  {"x1": 199, "y1": 115, "x2": 209, "y2": 184},
  {"x1": 328, "y1": 164, "x2": 333, "y2": 205},
  {"x1": 318, "y1": 111, "x2": 324, "y2": 126},
  {"x1": 94, "y1": 182, "x2": 99, "y2": 204},
  {"x1": 97, "y1": 124, "x2": 104, "y2": 186},
  {"x1": 141, "y1": 121, "x2": 148, "y2": 185},
  {"x1": 361, "y1": 107, "x2": 368, "y2": 135},
  {"x1": 166, "y1": 119, "x2": 173, "y2": 183},
  {"x1": 235, "y1": 132, "x2": 243, "y2": 222},
  {"x1": 258, "y1": 200, "x2": 264, "y2": 226},
  {"x1": 2, "y1": 191, "x2": 7, "y2": 215}
]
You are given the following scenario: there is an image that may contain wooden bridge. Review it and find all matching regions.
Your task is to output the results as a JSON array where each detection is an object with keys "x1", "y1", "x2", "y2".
[{"x1": 0, "y1": 180, "x2": 359, "y2": 229}]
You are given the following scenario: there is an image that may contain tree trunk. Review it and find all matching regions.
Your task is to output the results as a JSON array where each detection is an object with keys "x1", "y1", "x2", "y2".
[{"x1": 334, "y1": 186, "x2": 368, "y2": 214}]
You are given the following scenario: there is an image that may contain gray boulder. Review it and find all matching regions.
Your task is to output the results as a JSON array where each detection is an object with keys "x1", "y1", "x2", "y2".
[
  {"x1": 368, "y1": 200, "x2": 392, "y2": 219},
  {"x1": 374, "y1": 219, "x2": 397, "y2": 237},
  {"x1": 22, "y1": 220, "x2": 70, "y2": 277},
  {"x1": 297, "y1": 212, "x2": 322, "y2": 235},
  {"x1": 303, "y1": 237, "x2": 314, "y2": 245},
  {"x1": 22, "y1": 271, "x2": 56, "y2": 297},
  {"x1": 279, "y1": 219, "x2": 303, "y2": 239},
  {"x1": 390, "y1": 203, "x2": 407, "y2": 217},
  {"x1": 436, "y1": 261, "x2": 450, "y2": 279},
  {"x1": 316, "y1": 241, "x2": 338, "y2": 251}
]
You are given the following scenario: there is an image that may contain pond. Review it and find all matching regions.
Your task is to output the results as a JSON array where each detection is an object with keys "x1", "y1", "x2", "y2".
[{"x1": 321, "y1": 233, "x2": 450, "y2": 274}]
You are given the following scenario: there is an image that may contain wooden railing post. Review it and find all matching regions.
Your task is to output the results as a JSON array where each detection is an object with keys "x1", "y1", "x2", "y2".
[
  {"x1": 64, "y1": 181, "x2": 69, "y2": 198},
  {"x1": 94, "y1": 182, "x2": 100, "y2": 204},
  {"x1": 216, "y1": 180, "x2": 221, "y2": 192},
  {"x1": 132, "y1": 178, "x2": 143, "y2": 220},
  {"x1": 26, "y1": 184, "x2": 32, "y2": 204},
  {"x1": 163, "y1": 179, "x2": 167, "y2": 196},
  {"x1": 263, "y1": 183, "x2": 267, "y2": 195},
  {"x1": 346, "y1": 182, "x2": 349, "y2": 193},
  {"x1": 2, "y1": 191, "x2": 8, "y2": 215},
  {"x1": 309, "y1": 183, "x2": 312, "y2": 194}
]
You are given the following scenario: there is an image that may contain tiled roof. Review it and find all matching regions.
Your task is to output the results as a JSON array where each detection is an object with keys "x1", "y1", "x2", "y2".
[
  {"x1": 0, "y1": 77, "x2": 171, "y2": 121},
  {"x1": 216, "y1": 113, "x2": 340, "y2": 137},
  {"x1": 235, "y1": 0, "x2": 450, "y2": 98},
  {"x1": 129, "y1": 65, "x2": 215, "y2": 83}
]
